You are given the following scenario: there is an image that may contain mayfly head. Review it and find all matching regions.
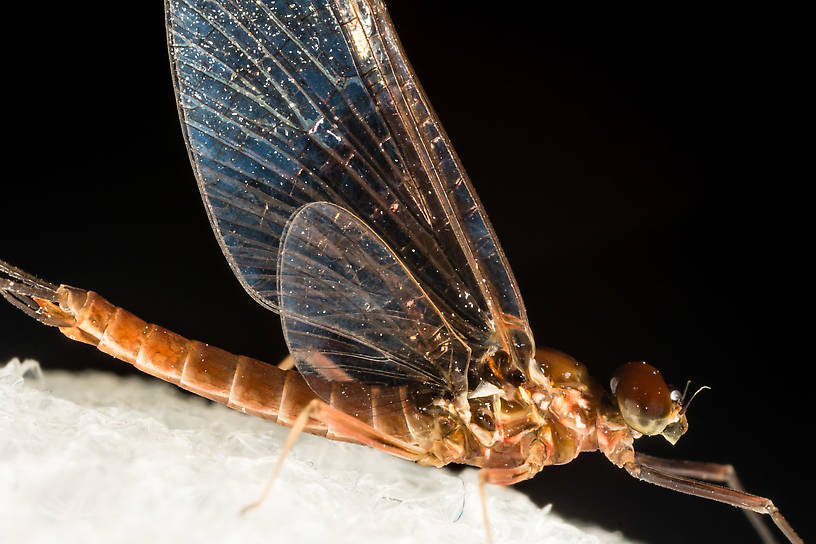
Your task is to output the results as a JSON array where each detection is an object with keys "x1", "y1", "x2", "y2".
[{"x1": 609, "y1": 361, "x2": 692, "y2": 445}]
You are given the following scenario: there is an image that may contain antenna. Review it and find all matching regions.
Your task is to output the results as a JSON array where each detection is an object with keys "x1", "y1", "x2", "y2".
[
  {"x1": 679, "y1": 379, "x2": 692, "y2": 404},
  {"x1": 680, "y1": 385, "x2": 711, "y2": 416}
]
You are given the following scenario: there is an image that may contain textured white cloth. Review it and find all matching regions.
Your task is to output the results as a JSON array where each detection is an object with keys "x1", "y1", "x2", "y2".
[{"x1": 0, "y1": 359, "x2": 633, "y2": 544}]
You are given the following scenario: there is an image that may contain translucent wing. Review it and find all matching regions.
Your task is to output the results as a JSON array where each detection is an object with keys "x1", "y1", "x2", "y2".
[
  {"x1": 278, "y1": 202, "x2": 469, "y2": 396},
  {"x1": 165, "y1": 0, "x2": 534, "y2": 383}
]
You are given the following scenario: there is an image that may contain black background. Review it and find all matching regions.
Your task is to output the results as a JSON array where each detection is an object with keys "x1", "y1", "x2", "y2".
[{"x1": 0, "y1": 3, "x2": 809, "y2": 543}]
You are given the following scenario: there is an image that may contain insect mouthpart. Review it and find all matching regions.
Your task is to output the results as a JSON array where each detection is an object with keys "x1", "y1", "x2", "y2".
[{"x1": 660, "y1": 415, "x2": 688, "y2": 445}]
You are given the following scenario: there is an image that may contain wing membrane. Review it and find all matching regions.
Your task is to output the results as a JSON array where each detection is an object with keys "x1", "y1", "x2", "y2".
[
  {"x1": 279, "y1": 202, "x2": 469, "y2": 395},
  {"x1": 165, "y1": 0, "x2": 534, "y2": 386},
  {"x1": 337, "y1": 1, "x2": 529, "y2": 327}
]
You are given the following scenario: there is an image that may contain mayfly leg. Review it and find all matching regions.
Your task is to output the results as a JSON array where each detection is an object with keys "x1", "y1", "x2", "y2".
[
  {"x1": 634, "y1": 453, "x2": 776, "y2": 543},
  {"x1": 626, "y1": 454, "x2": 802, "y2": 544},
  {"x1": 242, "y1": 398, "x2": 428, "y2": 514},
  {"x1": 477, "y1": 465, "x2": 537, "y2": 544}
]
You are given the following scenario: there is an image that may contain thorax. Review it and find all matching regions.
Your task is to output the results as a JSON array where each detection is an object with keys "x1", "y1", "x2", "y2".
[{"x1": 414, "y1": 348, "x2": 605, "y2": 475}]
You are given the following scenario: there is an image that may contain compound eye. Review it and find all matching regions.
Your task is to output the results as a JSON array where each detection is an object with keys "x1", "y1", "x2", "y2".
[{"x1": 611, "y1": 362, "x2": 673, "y2": 436}]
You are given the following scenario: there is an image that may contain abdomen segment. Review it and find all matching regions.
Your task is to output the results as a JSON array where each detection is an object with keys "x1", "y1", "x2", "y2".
[
  {"x1": 28, "y1": 285, "x2": 437, "y2": 453},
  {"x1": 40, "y1": 287, "x2": 330, "y2": 436}
]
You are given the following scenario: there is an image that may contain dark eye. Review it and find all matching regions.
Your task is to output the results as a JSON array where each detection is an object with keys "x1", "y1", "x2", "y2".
[{"x1": 611, "y1": 362, "x2": 673, "y2": 435}]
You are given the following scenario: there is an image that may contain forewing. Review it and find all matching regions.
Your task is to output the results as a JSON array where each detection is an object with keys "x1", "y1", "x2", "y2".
[
  {"x1": 343, "y1": 0, "x2": 529, "y2": 330},
  {"x1": 278, "y1": 202, "x2": 470, "y2": 396},
  {"x1": 165, "y1": 0, "x2": 533, "y2": 370}
]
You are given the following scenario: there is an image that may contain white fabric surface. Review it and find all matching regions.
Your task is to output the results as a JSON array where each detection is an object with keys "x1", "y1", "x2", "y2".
[{"x1": 0, "y1": 359, "x2": 634, "y2": 544}]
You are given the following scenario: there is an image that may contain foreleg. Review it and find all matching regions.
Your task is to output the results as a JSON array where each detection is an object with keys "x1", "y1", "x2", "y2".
[{"x1": 627, "y1": 453, "x2": 801, "y2": 544}]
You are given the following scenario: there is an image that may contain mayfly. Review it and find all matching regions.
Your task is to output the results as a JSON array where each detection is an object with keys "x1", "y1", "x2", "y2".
[{"x1": 0, "y1": 1, "x2": 801, "y2": 543}]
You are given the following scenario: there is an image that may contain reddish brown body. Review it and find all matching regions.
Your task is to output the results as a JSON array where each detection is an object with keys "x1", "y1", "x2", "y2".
[
  {"x1": 0, "y1": 269, "x2": 800, "y2": 544},
  {"x1": 34, "y1": 285, "x2": 618, "y2": 477},
  {"x1": 35, "y1": 286, "x2": 474, "y2": 466},
  {"x1": 52, "y1": 288, "x2": 330, "y2": 434}
]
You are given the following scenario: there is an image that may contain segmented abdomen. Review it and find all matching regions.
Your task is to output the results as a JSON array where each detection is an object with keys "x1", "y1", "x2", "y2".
[{"x1": 49, "y1": 287, "x2": 436, "y2": 450}]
